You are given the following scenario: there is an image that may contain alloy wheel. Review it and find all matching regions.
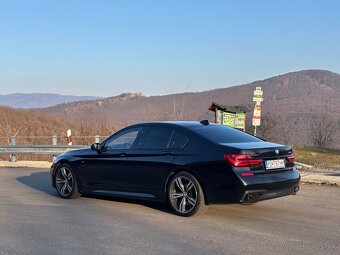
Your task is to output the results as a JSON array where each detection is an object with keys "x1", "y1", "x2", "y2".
[
  {"x1": 56, "y1": 167, "x2": 74, "y2": 197},
  {"x1": 169, "y1": 176, "x2": 198, "y2": 214}
]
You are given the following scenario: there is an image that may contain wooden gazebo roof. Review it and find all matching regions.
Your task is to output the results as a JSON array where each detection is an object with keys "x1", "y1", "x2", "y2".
[{"x1": 208, "y1": 102, "x2": 248, "y2": 113}]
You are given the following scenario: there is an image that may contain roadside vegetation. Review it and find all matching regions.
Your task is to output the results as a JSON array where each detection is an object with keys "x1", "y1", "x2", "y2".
[{"x1": 294, "y1": 147, "x2": 340, "y2": 167}]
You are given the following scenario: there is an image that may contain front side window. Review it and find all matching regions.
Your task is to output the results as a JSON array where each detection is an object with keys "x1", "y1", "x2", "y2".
[
  {"x1": 105, "y1": 128, "x2": 141, "y2": 150},
  {"x1": 137, "y1": 127, "x2": 174, "y2": 149}
]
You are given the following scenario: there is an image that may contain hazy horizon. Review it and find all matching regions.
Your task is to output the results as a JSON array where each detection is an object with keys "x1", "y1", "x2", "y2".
[{"x1": 0, "y1": 68, "x2": 339, "y2": 98}]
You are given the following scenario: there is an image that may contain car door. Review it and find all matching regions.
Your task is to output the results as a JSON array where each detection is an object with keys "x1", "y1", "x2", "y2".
[
  {"x1": 126, "y1": 126, "x2": 184, "y2": 195},
  {"x1": 78, "y1": 127, "x2": 141, "y2": 190}
]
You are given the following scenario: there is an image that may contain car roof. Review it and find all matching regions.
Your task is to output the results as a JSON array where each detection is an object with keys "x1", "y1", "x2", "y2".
[{"x1": 127, "y1": 121, "x2": 214, "y2": 129}]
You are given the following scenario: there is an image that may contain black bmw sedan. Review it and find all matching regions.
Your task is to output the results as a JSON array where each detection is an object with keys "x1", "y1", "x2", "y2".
[{"x1": 51, "y1": 121, "x2": 300, "y2": 217}]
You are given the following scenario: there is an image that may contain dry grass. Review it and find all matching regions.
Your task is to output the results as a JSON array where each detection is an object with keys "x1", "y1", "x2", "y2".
[{"x1": 294, "y1": 147, "x2": 340, "y2": 166}]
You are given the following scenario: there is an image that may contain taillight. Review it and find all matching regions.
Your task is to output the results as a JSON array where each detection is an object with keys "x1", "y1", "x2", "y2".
[
  {"x1": 286, "y1": 156, "x2": 295, "y2": 163},
  {"x1": 224, "y1": 154, "x2": 263, "y2": 167}
]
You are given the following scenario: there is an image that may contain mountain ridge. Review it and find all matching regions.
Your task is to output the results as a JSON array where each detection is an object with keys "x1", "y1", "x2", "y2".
[
  {"x1": 42, "y1": 69, "x2": 340, "y2": 116},
  {"x1": 1, "y1": 69, "x2": 339, "y2": 148},
  {"x1": 0, "y1": 93, "x2": 101, "y2": 109},
  {"x1": 39, "y1": 69, "x2": 340, "y2": 148}
]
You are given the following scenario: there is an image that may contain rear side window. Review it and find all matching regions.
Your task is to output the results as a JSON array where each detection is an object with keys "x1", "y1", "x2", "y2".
[
  {"x1": 138, "y1": 127, "x2": 174, "y2": 149},
  {"x1": 170, "y1": 131, "x2": 188, "y2": 149},
  {"x1": 191, "y1": 125, "x2": 262, "y2": 143}
]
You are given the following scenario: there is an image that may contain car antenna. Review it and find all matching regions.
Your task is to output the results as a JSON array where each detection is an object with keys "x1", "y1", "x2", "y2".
[{"x1": 199, "y1": 120, "x2": 209, "y2": 125}]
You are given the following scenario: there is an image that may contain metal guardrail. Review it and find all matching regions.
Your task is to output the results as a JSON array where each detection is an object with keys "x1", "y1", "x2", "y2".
[
  {"x1": 0, "y1": 145, "x2": 87, "y2": 162},
  {"x1": 0, "y1": 145, "x2": 87, "y2": 155},
  {"x1": 0, "y1": 135, "x2": 106, "y2": 162}
]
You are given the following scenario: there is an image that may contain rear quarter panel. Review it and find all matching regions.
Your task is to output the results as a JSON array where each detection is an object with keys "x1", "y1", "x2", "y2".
[{"x1": 171, "y1": 133, "x2": 240, "y2": 204}]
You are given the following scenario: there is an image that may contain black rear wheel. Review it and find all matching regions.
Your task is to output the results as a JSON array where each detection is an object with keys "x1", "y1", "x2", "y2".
[{"x1": 167, "y1": 171, "x2": 207, "y2": 217}]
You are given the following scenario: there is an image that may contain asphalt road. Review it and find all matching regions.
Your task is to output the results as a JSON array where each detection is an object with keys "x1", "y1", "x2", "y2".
[{"x1": 0, "y1": 168, "x2": 339, "y2": 255}]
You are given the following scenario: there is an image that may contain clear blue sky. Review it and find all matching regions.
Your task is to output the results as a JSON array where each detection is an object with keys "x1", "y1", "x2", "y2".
[{"x1": 0, "y1": 0, "x2": 339, "y2": 97}]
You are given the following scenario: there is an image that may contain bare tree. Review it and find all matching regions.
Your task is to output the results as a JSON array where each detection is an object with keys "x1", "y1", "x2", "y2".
[
  {"x1": 164, "y1": 94, "x2": 187, "y2": 121},
  {"x1": 257, "y1": 114, "x2": 282, "y2": 142},
  {"x1": 75, "y1": 108, "x2": 118, "y2": 145},
  {"x1": 310, "y1": 110, "x2": 339, "y2": 148},
  {"x1": 0, "y1": 114, "x2": 25, "y2": 144},
  {"x1": 165, "y1": 83, "x2": 191, "y2": 121},
  {"x1": 169, "y1": 98, "x2": 185, "y2": 121}
]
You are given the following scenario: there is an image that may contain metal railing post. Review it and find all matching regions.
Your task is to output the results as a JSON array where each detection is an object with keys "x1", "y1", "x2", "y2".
[
  {"x1": 52, "y1": 135, "x2": 57, "y2": 162},
  {"x1": 52, "y1": 135, "x2": 58, "y2": 146},
  {"x1": 11, "y1": 136, "x2": 17, "y2": 162}
]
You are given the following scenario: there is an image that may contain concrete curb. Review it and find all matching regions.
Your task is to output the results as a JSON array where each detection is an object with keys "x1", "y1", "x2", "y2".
[
  {"x1": 0, "y1": 161, "x2": 52, "y2": 169},
  {"x1": 295, "y1": 161, "x2": 313, "y2": 169},
  {"x1": 300, "y1": 171, "x2": 340, "y2": 186}
]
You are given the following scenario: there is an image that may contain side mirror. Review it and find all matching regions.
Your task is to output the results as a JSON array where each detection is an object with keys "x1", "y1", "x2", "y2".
[{"x1": 91, "y1": 143, "x2": 100, "y2": 151}]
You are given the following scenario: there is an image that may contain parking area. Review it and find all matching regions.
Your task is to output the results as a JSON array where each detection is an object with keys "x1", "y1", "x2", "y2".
[{"x1": 0, "y1": 167, "x2": 339, "y2": 255}]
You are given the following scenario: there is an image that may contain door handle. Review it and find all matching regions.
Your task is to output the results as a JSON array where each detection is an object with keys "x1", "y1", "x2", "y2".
[{"x1": 116, "y1": 153, "x2": 126, "y2": 157}]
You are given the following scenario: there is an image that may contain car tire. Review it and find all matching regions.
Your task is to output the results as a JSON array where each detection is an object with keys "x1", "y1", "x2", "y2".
[
  {"x1": 55, "y1": 163, "x2": 80, "y2": 199},
  {"x1": 167, "y1": 171, "x2": 208, "y2": 217}
]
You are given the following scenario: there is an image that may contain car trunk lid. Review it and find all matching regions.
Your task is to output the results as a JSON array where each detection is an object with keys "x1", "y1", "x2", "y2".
[
  {"x1": 220, "y1": 142, "x2": 292, "y2": 158},
  {"x1": 221, "y1": 142, "x2": 294, "y2": 172}
]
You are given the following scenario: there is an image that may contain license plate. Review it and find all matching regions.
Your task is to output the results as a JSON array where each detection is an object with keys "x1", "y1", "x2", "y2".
[{"x1": 265, "y1": 159, "x2": 285, "y2": 170}]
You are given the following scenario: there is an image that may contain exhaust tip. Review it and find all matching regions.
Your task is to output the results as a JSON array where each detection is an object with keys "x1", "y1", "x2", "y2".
[
  {"x1": 245, "y1": 192, "x2": 263, "y2": 201},
  {"x1": 293, "y1": 186, "x2": 300, "y2": 194}
]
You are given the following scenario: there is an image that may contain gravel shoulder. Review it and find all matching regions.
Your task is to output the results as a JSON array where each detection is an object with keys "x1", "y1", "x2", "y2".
[{"x1": 296, "y1": 163, "x2": 340, "y2": 186}]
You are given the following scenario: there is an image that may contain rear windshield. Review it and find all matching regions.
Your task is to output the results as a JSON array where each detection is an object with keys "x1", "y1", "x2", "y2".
[{"x1": 190, "y1": 125, "x2": 262, "y2": 143}]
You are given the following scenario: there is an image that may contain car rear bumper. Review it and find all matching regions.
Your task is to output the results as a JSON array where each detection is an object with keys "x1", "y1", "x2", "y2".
[
  {"x1": 240, "y1": 185, "x2": 299, "y2": 203},
  {"x1": 236, "y1": 167, "x2": 300, "y2": 203}
]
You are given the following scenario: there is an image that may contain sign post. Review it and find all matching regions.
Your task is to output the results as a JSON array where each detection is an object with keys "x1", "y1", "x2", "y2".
[
  {"x1": 252, "y1": 87, "x2": 263, "y2": 136},
  {"x1": 67, "y1": 129, "x2": 72, "y2": 146}
]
